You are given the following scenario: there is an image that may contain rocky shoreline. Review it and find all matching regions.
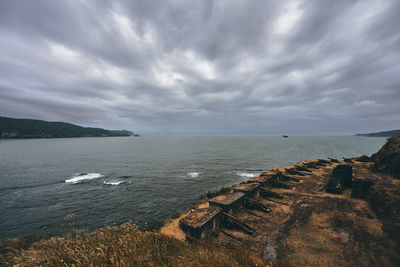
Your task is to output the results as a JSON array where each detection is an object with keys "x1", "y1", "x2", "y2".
[{"x1": 161, "y1": 137, "x2": 400, "y2": 266}]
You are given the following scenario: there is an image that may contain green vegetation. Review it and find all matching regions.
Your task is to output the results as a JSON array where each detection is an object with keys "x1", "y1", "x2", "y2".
[
  {"x1": 200, "y1": 187, "x2": 232, "y2": 199},
  {"x1": 139, "y1": 220, "x2": 166, "y2": 232},
  {"x1": 0, "y1": 116, "x2": 138, "y2": 139},
  {"x1": 355, "y1": 129, "x2": 400, "y2": 137},
  {"x1": 0, "y1": 222, "x2": 262, "y2": 266}
]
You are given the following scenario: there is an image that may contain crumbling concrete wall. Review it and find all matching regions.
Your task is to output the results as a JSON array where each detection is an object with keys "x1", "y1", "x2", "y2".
[
  {"x1": 209, "y1": 192, "x2": 245, "y2": 215},
  {"x1": 179, "y1": 206, "x2": 223, "y2": 240}
]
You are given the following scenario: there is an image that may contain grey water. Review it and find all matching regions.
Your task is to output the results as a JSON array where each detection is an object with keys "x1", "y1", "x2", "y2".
[{"x1": 0, "y1": 136, "x2": 386, "y2": 239}]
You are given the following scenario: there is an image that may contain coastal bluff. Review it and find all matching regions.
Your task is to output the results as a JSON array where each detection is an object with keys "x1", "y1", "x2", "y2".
[{"x1": 163, "y1": 137, "x2": 400, "y2": 266}]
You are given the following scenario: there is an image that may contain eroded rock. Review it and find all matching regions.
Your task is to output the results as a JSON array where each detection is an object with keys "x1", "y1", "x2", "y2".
[
  {"x1": 326, "y1": 175, "x2": 344, "y2": 194},
  {"x1": 372, "y1": 136, "x2": 400, "y2": 179},
  {"x1": 351, "y1": 178, "x2": 375, "y2": 199},
  {"x1": 326, "y1": 164, "x2": 353, "y2": 194}
]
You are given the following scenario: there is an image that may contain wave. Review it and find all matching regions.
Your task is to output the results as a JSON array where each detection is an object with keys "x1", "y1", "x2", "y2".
[
  {"x1": 65, "y1": 173, "x2": 104, "y2": 184},
  {"x1": 233, "y1": 169, "x2": 262, "y2": 178},
  {"x1": 187, "y1": 172, "x2": 200, "y2": 178},
  {"x1": 103, "y1": 179, "x2": 127, "y2": 186}
]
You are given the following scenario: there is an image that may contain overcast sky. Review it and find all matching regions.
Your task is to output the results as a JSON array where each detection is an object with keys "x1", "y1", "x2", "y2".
[{"x1": 1, "y1": 0, "x2": 399, "y2": 135}]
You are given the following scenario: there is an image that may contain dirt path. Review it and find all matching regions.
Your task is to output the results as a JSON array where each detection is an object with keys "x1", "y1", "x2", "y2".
[{"x1": 161, "y1": 202, "x2": 209, "y2": 240}]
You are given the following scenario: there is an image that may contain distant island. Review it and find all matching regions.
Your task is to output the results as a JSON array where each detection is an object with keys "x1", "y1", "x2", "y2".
[
  {"x1": 0, "y1": 116, "x2": 139, "y2": 139},
  {"x1": 355, "y1": 129, "x2": 400, "y2": 137}
]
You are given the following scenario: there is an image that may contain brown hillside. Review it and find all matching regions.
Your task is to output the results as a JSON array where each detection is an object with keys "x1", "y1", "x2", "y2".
[{"x1": 372, "y1": 136, "x2": 400, "y2": 179}]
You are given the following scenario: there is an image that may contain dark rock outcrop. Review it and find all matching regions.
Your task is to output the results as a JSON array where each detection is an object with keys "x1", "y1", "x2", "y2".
[
  {"x1": 316, "y1": 159, "x2": 330, "y2": 164},
  {"x1": 326, "y1": 164, "x2": 353, "y2": 194},
  {"x1": 328, "y1": 158, "x2": 340, "y2": 163},
  {"x1": 354, "y1": 174, "x2": 400, "y2": 244},
  {"x1": 372, "y1": 136, "x2": 400, "y2": 179},
  {"x1": 343, "y1": 157, "x2": 353, "y2": 163},
  {"x1": 351, "y1": 178, "x2": 375, "y2": 199},
  {"x1": 354, "y1": 155, "x2": 373, "y2": 162},
  {"x1": 368, "y1": 188, "x2": 391, "y2": 218},
  {"x1": 326, "y1": 175, "x2": 344, "y2": 194},
  {"x1": 333, "y1": 164, "x2": 353, "y2": 188}
]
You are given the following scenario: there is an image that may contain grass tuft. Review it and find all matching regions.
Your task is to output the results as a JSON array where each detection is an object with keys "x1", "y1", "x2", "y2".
[
  {"x1": 1, "y1": 221, "x2": 262, "y2": 266},
  {"x1": 200, "y1": 187, "x2": 231, "y2": 200}
]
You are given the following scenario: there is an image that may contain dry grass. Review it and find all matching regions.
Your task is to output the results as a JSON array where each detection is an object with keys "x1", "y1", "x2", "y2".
[{"x1": 1, "y1": 221, "x2": 263, "y2": 266}]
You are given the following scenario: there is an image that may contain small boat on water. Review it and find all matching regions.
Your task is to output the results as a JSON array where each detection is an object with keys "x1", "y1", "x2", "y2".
[{"x1": 282, "y1": 134, "x2": 288, "y2": 138}]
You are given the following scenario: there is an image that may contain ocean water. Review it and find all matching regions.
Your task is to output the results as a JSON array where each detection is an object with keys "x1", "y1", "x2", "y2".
[{"x1": 0, "y1": 136, "x2": 386, "y2": 239}]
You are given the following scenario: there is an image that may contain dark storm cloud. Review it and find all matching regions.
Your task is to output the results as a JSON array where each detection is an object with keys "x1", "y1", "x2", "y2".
[{"x1": 0, "y1": 0, "x2": 399, "y2": 134}]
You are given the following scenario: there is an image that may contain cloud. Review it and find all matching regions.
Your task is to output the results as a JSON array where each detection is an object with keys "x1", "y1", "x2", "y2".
[{"x1": 0, "y1": 0, "x2": 399, "y2": 134}]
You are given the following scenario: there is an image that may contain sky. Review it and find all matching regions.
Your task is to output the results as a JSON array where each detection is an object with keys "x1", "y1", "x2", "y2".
[{"x1": 0, "y1": 0, "x2": 399, "y2": 135}]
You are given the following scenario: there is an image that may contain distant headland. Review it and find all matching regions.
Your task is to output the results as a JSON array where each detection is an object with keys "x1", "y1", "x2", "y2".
[
  {"x1": 355, "y1": 129, "x2": 400, "y2": 137},
  {"x1": 0, "y1": 116, "x2": 139, "y2": 139}
]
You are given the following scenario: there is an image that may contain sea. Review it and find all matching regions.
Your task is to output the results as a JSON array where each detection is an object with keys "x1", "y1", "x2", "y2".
[{"x1": 0, "y1": 136, "x2": 386, "y2": 239}]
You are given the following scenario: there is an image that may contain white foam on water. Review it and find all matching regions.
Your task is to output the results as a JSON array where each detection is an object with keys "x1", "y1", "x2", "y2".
[
  {"x1": 234, "y1": 170, "x2": 261, "y2": 178},
  {"x1": 65, "y1": 173, "x2": 104, "y2": 184},
  {"x1": 103, "y1": 180, "x2": 125, "y2": 186},
  {"x1": 187, "y1": 172, "x2": 200, "y2": 178}
]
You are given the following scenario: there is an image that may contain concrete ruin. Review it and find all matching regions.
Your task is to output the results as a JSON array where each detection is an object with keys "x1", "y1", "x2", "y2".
[
  {"x1": 232, "y1": 183, "x2": 260, "y2": 199},
  {"x1": 209, "y1": 192, "x2": 245, "y2": 215},
  {"x1": 248, "y1": 176, "x2": 268, "y2": 187},
  {"x1": 178, "y1": 169, "x2": 296, "y2": 240},
  {"x1": 179, "y1": 206, "x2": 223, "y2": 240}
]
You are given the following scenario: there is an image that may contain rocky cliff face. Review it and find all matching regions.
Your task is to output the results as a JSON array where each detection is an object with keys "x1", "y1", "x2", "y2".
[{"x1": 372, "y1": 136, "x2": 400, "y2": 179}]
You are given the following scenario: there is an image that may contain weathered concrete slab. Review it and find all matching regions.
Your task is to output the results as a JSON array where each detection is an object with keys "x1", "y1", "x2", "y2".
[
  {"x1": 232, "y1": 183, "x2": 260, "y2": 199},
  {"x1": 260, "y1": 169, "x2": 281, "y2": 178},
  {"x1": 248, "y1": 176, "x2": 268, "y2": 187},
  {"x1": 209, "y1": 192, "x2": 245, "y2": 215},
  {"x1": 179, "y1": 206, "x2": 222, "y2": 240}
]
